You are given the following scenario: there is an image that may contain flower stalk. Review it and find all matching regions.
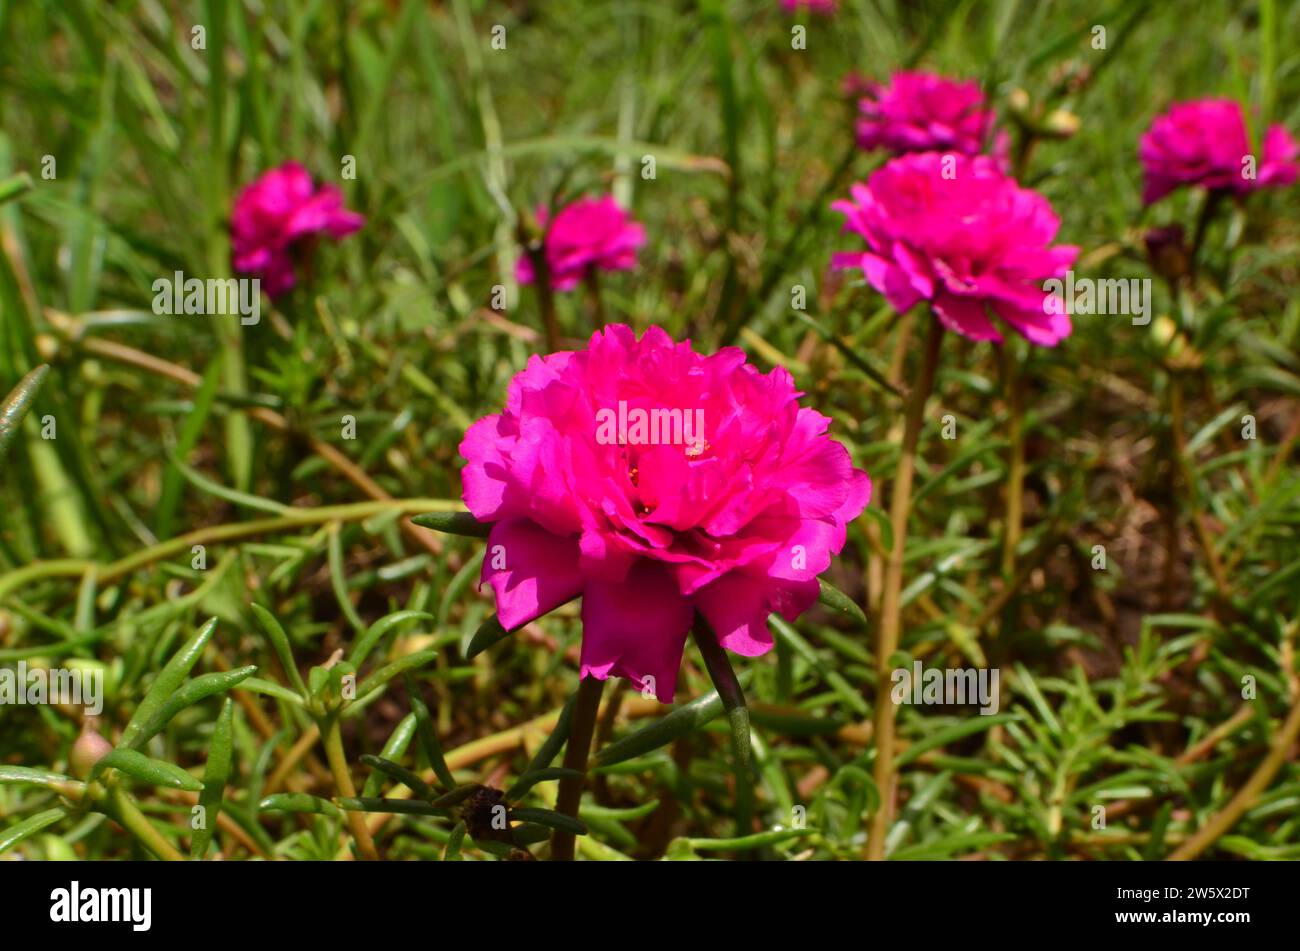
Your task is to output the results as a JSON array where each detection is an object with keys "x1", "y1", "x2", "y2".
[
  {"x1": 1001, "y1": 341, "x2": 1027, "y2": 578},
  {"x1": 551, "y1": 675, "x2": 604, "y2": 860},
  {"x1": 523, "y1": 239, "x2": 562, "y2": 351},
  {"x1": 584, "y1": 267, "x2": 608, "y2": 330},
  {"x1": 867, "y1": 316, "x2": 944, "y2": 861},
  {"x1": 322, "y1": 714, "x2": 381, "y2": 861},
  {"x1": 108, "y1": 785, "x2": 185, "y2": 862},
  {"x1": 692, "y1": 614, "x2": 754, "y2": 838}
]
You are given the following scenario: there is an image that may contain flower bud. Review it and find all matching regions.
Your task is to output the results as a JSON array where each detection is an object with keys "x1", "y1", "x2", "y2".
[
  {"x1": 1041, "y1": 109, "x2": 1080, "y2": 139},
  {"x1": 1143, "y1": 224, "x2": 1189, "y2": 285},
  {"x1": 70, "y1": 722, "x2": 113, "y2": 779}
]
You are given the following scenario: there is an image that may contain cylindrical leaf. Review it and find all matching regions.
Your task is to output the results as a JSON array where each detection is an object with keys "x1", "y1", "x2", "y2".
[
  {"x1": 133, "y1": 666, "x2": 257, "y2": 748},
  {"x1": 93, "y1": 749, "x2": 203, "y2": 792},
  {"x1": 509, "y1": 807, "x2": 587, "y2": 836},
  {"x1": 411, "y1": 511, "x2": 492, "y2": 537},
  {"x1": 250, "y1": 602, "x2": 308, "y2": 697},
  {"x1": 0, "y1": 807, "x2": 66, "y2": 855},
  {"x1": 190, "y1": 698, "x2": 235, "y2": 859},
  {"x1": 120, "y1": 617, "x2": 219, "y2": 750},
  {"x1": 350, "y1": 610, "x2": 434, "y2": 667},
  {"x1": 0, "y1": 364, "x2": 49, "y2": 461},
  {"x1": 817, "y1": 577, "x2": 869, "y2": 628}
]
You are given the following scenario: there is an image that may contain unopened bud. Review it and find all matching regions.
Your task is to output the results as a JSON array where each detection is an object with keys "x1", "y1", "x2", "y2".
[
  {"x1": 1007, "y1": 88, "x2": 1032, "y2": 117},
  {"x1": 1041, "y1": 109, "x2": 1080, "y2": 139},
  {"x1": 1144, "y1": 224, "x2": 1189, "y2": 285},
  {"x1": 70, "y1": 721, "x2": 113, "y2": 778}
]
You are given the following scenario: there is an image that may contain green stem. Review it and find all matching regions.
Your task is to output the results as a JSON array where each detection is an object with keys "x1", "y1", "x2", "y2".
[
  {"x1": 109, "y1": 786, "x2": 184, "y2": 861},
  {"x1": 551, "y1": 675, "x2": 604, "y2": 860},
  {"x1": 692, "y1": 614, "x2": 753, "y2": 839},
  {"x1": 322, "y1": 714, "x2": 381, "y2": 861},
  {"x1": 584, "y1": 267, "x2": 608, "y2": 331},
  {"x1": 533, "y1": 255, "x2": 561, "y2": 351},
  {"x1": 1001, "y1": 342, "x2": 1026, "y2": 578},
  {"x1": 1169, "y1": 687, "x2": 1300, "y2": 860},
  {"x1": 867, "y1": 317, "x2": 944, "y2": 861},
  {"x1": 1188, "y1": 190, "x2": 1224, "y2": 283}
]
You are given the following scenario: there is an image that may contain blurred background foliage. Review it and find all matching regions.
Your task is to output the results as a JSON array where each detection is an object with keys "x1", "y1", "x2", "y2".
[{"x1": 0, "y1": 0, "x2": 1297, "y2": 860}]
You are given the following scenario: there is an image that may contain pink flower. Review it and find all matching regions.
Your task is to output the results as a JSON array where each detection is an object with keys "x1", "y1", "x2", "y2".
[
  {"x1": 1139, "y1": 98, "x2": 1299, "y2": 205},
  {"x1": 781, "y1": 0, "x2": 837, "y2": 13},
  {"x1": 460, "y1": 325, "x2": 870, "y2": 702},
  {"x1": 516, "y1": 196, "x2": 645, "y2": 291},
  {"x1": 855, "y1": 71, "x2": 1007, "y2": 164},
  {"x1": 833, "y1": 152, "x2": 1078, "y2": 347},
  {"x1": 231, "y1": 162, "x2": 364, "y2": 296}
]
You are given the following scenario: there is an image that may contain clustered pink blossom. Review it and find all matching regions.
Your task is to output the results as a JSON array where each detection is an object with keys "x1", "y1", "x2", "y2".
[
  {"x1": 516, "y1": 196, "x2": 645, "y2": 291},
  {"x1": 231, "y1": 162, "x2": 364, "y2": 297},
  {"x1": 833, "y1": 151, "x2": 1078, "y2": 346},
  {"x1": 460, "y1": 325, "x2": 870, "y2": 702},
  {"x1": 1139, "y1": 97, "x2": 1299, "y2": 204},
  {"x1": 854, "y1": 71, "x2": 1007, "y2": 164}
]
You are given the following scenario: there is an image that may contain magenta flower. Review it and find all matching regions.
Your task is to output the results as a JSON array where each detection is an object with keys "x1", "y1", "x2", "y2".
[
  {"x1": 833, "y1": 151, "x2": 1078, "y2": 346},
  {"x1": 459, "y1": 325, "x2": 870, "y2": 702},
  {"x1": 516, "y1": 196, "x2": 645, "y2": 291},
  {"x1": 855, "y1": 71, "x2": 1007, "y2": 164},
  {"x1": 1139, "y1": 98, "x2": 1299, "y2": 205},
  {"x1": 231, "y1": 162, "x2": 364, "y2": 297},
  {"x1": 781, "y1": 0, "x2": 838, "y2": 13}
]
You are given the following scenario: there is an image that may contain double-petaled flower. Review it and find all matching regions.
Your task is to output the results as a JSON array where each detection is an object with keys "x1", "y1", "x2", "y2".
[
  {"x1": 231, "y1": 162, "x2": 364, "y2": 297},
  {"x1": 853, "y1": 71, "x2": 1008, "y2": 165},
  {"x1": 1139, "y1": 98, "x2": 1298, "y2": 205},
  {"x1": 459, "y1": 325, "x2": 869, "y2": 701},
  {"x1": 516, "y1": 196, "x2": 645, "y2": 291},
  {"x1": 834, "y1": 152, "x2": 1078, "y2": 346}
]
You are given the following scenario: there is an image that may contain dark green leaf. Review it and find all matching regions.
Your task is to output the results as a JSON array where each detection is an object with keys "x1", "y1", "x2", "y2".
[
  {"x1": 259, "y1": 793, "x2": 342, "y2": 817},
  {"x1": 411, "y1": 510, "x2": 492, "y2": 537},
  {"x1": 817, "y1": 578, "x2": 868, "y2": 628},
  {"x1": 509, "y1": 807, "x2": 587, "y2": 836},
  {"x1": 359, "y1": 754, "x2": 433, "y2": 799}
]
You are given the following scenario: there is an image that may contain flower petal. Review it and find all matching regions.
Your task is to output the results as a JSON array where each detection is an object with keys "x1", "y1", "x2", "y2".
[
  {"x1": 580, "y1": 561, "x2": 692, "y2": 703},
  {"x1": 481, "y1": 519, "x2": 584, "y2": 631}
]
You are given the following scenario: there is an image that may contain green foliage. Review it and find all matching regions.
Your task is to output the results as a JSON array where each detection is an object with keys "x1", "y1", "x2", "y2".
[{"x1": 0, "y1": 0, "x2": 1297, "y2": 862}]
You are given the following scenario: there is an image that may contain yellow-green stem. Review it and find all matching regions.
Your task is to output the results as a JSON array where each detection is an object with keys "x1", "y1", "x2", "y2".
[
  {"x1": 867, "y1": 317, "x2": 943, "y2": 861},
  {"x1": 1168, "y1": 688, "x2": 1300, "y2": 860},
  {"x1": 585, "y1": 267, "x2": 607, "y2": 330},
  {"x1": 322, "y1": 715, "x2": 381, "y2": 861},
  {"x1": 109, "y1": 786, "x2": 184, "y2": 861}
]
